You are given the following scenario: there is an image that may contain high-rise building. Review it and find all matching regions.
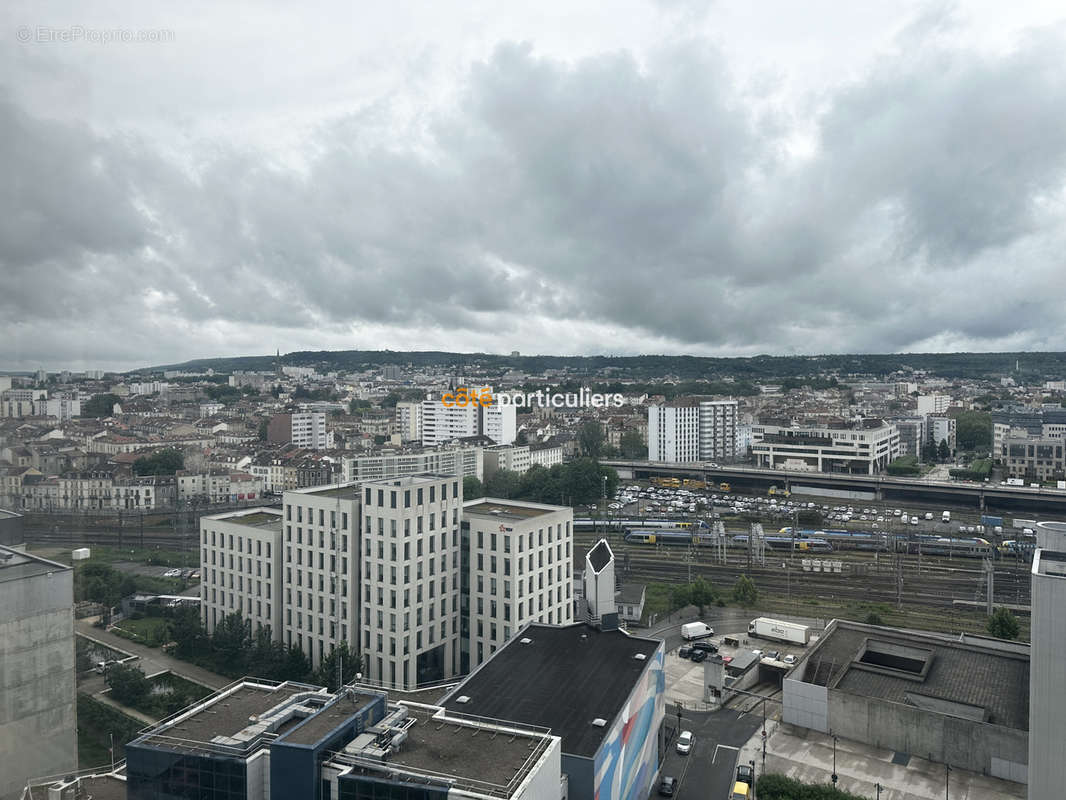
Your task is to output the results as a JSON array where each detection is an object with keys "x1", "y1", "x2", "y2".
[
  {"x1": 916, "y1": 394, "x2": 951, "y2": 415},
  {"x1": 292, "y1": 411, "x2": 330, "y2": 449},
  {"x1": 648, "y1": 398, "x2": 738, "y2": 462},
  {"x1": 342, "y1": 443, "x2": 483, "y2": 483},
  {"x1": 927, "y1": 415, "x2": 957, "y2": 452},
  {"x1": 0, "y1": 545, "x2": 76, "y2": 797},
  {"x1": 421, "y1": 388, "x2": 516, "y2": 446},
  {"x1": 460, "y1": 498, "x2": 573, "y2": 672},
  {"x1": 394, "y1": 401, "x2": 423, "y2": 441}
]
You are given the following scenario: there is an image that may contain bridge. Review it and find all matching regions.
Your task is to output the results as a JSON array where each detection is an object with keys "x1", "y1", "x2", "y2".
[{"x1": 601, "y1": 460, "x2": 1066, "y2": 517}]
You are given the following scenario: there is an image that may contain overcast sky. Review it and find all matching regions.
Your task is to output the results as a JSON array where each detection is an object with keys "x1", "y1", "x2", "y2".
[{"x1": 4, "y1": 1, "x2": 1066, "y2": 371}]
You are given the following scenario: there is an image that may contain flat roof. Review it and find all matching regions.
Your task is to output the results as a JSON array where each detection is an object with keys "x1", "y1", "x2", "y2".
[
  {"x1": 799, "y1": 622, "x2": 1029, "y2": 731},
  {"x1": 31, "y1": 774, "x2": 127, "y2": 800},
  {"x1": 205, "y1": 508, "x2": 283, "y2": 529},
  {"x1": 140, "y1": 682, "x2": 313, "y2": 751},
  {"x1": 463, "y1": 499, "x2": 562, "y2": 521},
  {"x1": 1034, "y1": 549, "x2": 1066, "y2": 578},
  {"x1": 0, "y1": 545, "x2": 70, "y2": 584},
  {"x1": 289, "y1": 482, "x2": 363, "y2": 500},
  {"x1": 365, "y1": 473, "x2": 454, "y2": 487},
  {"x1": 441, "y1": 623, "x2": 661, "y2": 757},
  {"x1": 281, "y1": 691, "x2": 381, "y2": 746}
]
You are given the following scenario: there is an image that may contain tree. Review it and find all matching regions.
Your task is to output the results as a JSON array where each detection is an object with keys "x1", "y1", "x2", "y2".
[
  {"x1": 578, "y1": 420, "x2": 605, "y2": 459},
  {"x1": 689, "y1": 578, "x2": 715, "y2": 615},
  {"x1": 864, "y1": 612, "x2": 884, "y2": 626},
  {"x1": 170, "y1": 606, "x2": 208, "y2": 659},
  {"x1": 987, "y1": 607, "x2": 1020, "y2": 640},
  {"x1": 515, "y1": 429, "x2": 529, "y2": 445},
  {"x1": 732, "y1": 574, "x2": 759, "y2": 606},
  {"x1": 954, "y1": 411, "x2": 992, "y2": 450},
  {"x1": 133, "y1": 448, "x2": 185, "y2": 476},
  {"x1": 211, "y1": 613, "x2": 251, "y2": 673},
  {"x1": 937, "y1": 438, "x2": 951, "y2": 462},
  {"x1": 485, "y1": 469, "x2": 523, "y2": 499},
  {"x1": 314, "y1": 643, "x2": 362, "y2": 691},
  {"x1": 619, "y1": 430, "x2": 647, "y2": 459},
  {"x1": 923, "y1": 427, "x2": 938, "y2": 463},
  {"x1": 82, "y1": 393, "x2": 120, "y2": 418},
  {"x1": 257, "y1": 419, "x2": 269, "y2": 441},
  {"x1": 463, "y1": 476, "x2": 484, "y2": 500},
  {"x1": 349, "y1": 398, "x2": 371, "y2": 414},
  {"x1": 107, "y1": 663, "x2": 151, "y2": 707}
]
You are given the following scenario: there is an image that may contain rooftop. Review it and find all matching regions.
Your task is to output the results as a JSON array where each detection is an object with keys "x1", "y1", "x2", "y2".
[
  {"x1": 587, "y1": 539, "x2": 612, "y2": 572},
  {"x1": 290, "y1": 482, "x2": 363, "y2": 500},
  {"x1": 0, "y1": 544, "x2": 69, "y2": 584},
  {"x1": 366, "y1": 473, "x2": 455, "y2": 488},
  {"x1": 204, "y1": 507, "x2": 283, "y2": 529},
  {"x1": 280, "y1": 690, "x2": 382, "y2": 746},
  {"x1": 1034, "y1": 549, "x2": 1066, "y2": 578},
  {"x1": 799, "y1": 621, "x2": 1029, "y2": 731},
  {"x1": 26, "y1": 774, "x2": 127, "y2": 800},
  {"x1": 463, "y1": 498, "x2": 565, "y2": 521},
  {"x1": 441, "y1": 623, "x2": 662, "y2": 757}
]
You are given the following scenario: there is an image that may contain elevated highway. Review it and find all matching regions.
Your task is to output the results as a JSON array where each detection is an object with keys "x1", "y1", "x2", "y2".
[{"x1": 601, "y1": 460, "x2": 1066, "y2": 517}]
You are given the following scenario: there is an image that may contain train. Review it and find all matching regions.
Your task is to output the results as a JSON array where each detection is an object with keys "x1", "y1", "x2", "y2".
[
  {"x1": 731, "y1": 534, "x2": 834, "y2": 553},
  {"x1": 574, "y1": 518, "x2": 709, "y2": 531},
  {"x1": 905, "y1": 535, "x2": 996, "y2": 559},
  {"x1": 779, "y1": 527, "x2": 890, "y2": 552}
]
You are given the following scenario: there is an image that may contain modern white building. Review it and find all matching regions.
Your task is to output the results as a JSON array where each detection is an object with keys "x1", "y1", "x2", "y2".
[
  {"x1": 648, "y1": 398, "x2": 738, "y2": 462},
  {"x1": 927, "y1": 415, "x2": 957, "y2": 452},
  {"x1": 529, "y1": 444, "x2": 565, "y2": 469},
  {"x1": 0, "y1": 389, "x2": 46, "y2": 418},
  {"x1": 751, "y1": 421, "x2": 900, "y2": 474},
  {"x1": 916, "y1": 394, "x2": 951, "y2": 415},
  {"x1": 291, "y1": 411, "x2": 330, "y2": 450},
  {"x1": 421, "y1": 389, "x2": 516, "y2": 446},
  {"x1": 483, "y1": 444, "x2": 531, "y2": 478},
  {"x1": 461, "y1": 498, "x2": 573, "y2": 671},
  {"x1": 199, "y1": 507, "x2": 284, "y2": 636},
  {"x1": 361, "y1": 474, "x2": 463, "y2": 688}
]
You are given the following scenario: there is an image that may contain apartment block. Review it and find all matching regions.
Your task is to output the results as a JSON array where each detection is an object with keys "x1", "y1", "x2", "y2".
[
  {"x1": 200, "y1": 507, "x2": 284, "y2": 636},
  {"x1": 461, "y1": 498, "x2": 573, "y2": 672},
  {"x1": 395, "y1": 400, "x2": 423, "y2": 442},
  {"x1": 648, "y1": 397, "x2": 738, "y2": 462},
  {"x1": 916, "y1": 394, "x2": 951, "y2": 415},
  {"x1": 342, "y1": 443, "x2": 482, "y2": 483},
  {"x1": 421, "y1": 389, "x2": 516, "y2": 446},
  {"x1": 483, "y1": 443, "x2": 531, "y2": 478}
]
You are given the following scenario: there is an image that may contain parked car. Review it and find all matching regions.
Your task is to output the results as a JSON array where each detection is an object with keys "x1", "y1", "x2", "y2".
[
  {"x1": 736, "y1": 764, "x2": 754, "y2": 786},
  {"x1": 690, "y1": 649, "x2": 708, "y2": 663},
  {"x1": 658, "y1": 777, "x2": 678, "y2": 797},
  {"x1": 783, "y1": 654, "x2": 797, "y2": 666},
  {"x1": 691, "y1": 641, "x2": 718, "y2": 653},
  {"x1": 678, "y1": 646, "x2": 693, "y2": 659},
  {"x1": 764, "y1": 650, "x2": 780, "y2": 661},
  {"x1": 676, "y1": 730, "x2": 694, "y2": 755}
]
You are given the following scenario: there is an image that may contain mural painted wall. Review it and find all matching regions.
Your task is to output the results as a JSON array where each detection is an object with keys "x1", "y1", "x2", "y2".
[{"x1": 592, "y1": 644, "x2": 666, "y2": 800}]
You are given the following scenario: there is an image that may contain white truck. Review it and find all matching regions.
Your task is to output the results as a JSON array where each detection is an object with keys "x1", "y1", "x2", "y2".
[
  {"x1": 748, "y1": 617, "x2": 810, "y2": 645},
  {"x1": 681, "y1": 622, "x2": 714, "y2": 641}
]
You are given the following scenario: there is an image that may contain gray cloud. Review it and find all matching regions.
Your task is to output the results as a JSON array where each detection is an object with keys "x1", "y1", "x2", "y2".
[{"x1": 3, "y1": 9, "x2": 1066, "y2": 370}]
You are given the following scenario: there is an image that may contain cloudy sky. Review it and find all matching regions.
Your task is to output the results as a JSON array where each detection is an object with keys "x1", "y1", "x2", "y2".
[{"x1": 4, "y1": 0, "x2": 1066, "y2": 371}]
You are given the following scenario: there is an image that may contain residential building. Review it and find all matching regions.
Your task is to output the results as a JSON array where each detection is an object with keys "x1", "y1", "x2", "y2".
[
  {"x1": 529, "y1": 444, "x2": 564, "y2": 469},
  {"x1": 342, "y1": 443, "x2": 483, "y2": 483},
  {"x1": 648, "y1": 398, "x2": 738, "y2": 462},
  {"x1": 893, "y1": 416, "x2": 925, "y2": 457},
  {"x1": 0, "y1": 389, "x2": 46, "y2": 418},
  {"x1": 35, "y1": 393, "x2": 81, "y2": 421},
  {"x1": 395, "y1": 400, "x2": 423, "y2": 442},
  {"x1": 927, "y1": 415, "x2": 957, "y2": 452},
  {"x1": 292, "y1": 411, "x2": 330, "y2": 450},
  {"x1": 461, "y1": 498, "x2": 573, "y2": 672},
  {"x1": 0, "y1": 546, "x2": 76, "y2": 798},
  {"x1": 483, "y1": 443, "x2": 531, "y2": 478},
  {"x1": 421, "y1": 389, "x2": 517, "y2": 446},
  {"x1": 200, "y1": 507, "x2": 284, "y2": 636},
  {"x1": 916, "y1": 394, "x2": 951, "y2": 415},
  {"x1": 751, "y1": 420, "x2": 900, "y2": 474}
]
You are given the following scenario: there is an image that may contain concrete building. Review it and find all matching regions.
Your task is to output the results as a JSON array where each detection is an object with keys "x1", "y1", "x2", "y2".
[
  {"x1": 1028, "y1": 524, "x2": 1066, "y2": 799},
  {"x1": 1000, "y1": 431, "x2": 1066, "y2": 481},
  {"x1": 0, "y1": 546, "x2": 76, "y2": 798},
  {"x1": 292, "y1": 411, "x2": 330, "y2": 450},
  {"x1": 916, "y1": 394, "x2": 951, "y2": 415},
  {"x1": 483, "y1": 444, "x2": 531, "y2": 479},
  {"x1": 200, "y1": 507, "x2": 284, "y2": 637},
  {"x1": 927, "y1": 415, "x2": 957, "y2": 452},
  {"x1": 35, "y1": 393, "x2": 81, "y2": 421},
  {"x1": 751, "y1": 420, "x2": 900, "y2": 474},
  {"x1": 461, "y1": 498, "x2": 574, "y2": 672},
  {"x1": 784, "y1": 619, "x2": 1028, "y2": 784},
  {"x1": 0, "y1": 508, "x2": 23, "y2": 546},
  {"x1": 121, "y1": 678, "x2": 562, "y2": 800},
  {"x1": 0, "y1": 389, "x2": 46, "y2": 418},
  {"x1": 992, "y1": 407, "x2": 1066, "y2": 458},
  {"x1": 360, "y1": 474, "x2": 463, "y2": 688},
  {"x1": 441, "y1": 622, "x2": 666, "y2": 800},
  {"x1": 342, "y1": 444, "x2": 483, "y2": 483},
  {"x1": 529, "y1": 444, "x2": 565, "y2": 469},
  {"x1": 582, "y1": 539, "x2": 616, "y2": 627},
  {"x1": 648, "y1": 398, "x2": 738, "y2": 463},
  {"x1": 394, "y1": 401, "x2": 423, "y2": 442},
  {"x1": 893, "y1": 416, "x2": 925, "y2": 457},
  {"x1": 421, "y1": 390, "x2": 517, "y2": 446}
]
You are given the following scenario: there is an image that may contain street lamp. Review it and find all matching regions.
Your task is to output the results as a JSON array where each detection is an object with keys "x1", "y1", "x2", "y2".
[
  {"x1": 945, "y1": 764, "x2": 951, "y2": 800},
  {"x1": 875, "y1": 783, "x2": 882, "y2": 800},
  {"x1": 831, "y1": 734, "x2": 839, "y2": 786}
]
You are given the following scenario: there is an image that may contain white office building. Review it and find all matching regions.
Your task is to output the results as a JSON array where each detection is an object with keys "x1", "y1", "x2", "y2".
[
  {"x1": 342, "y1": 444, "x2": 482, "y2": 483},
  {"x1": 927, "y1": 415, "x2": 957, "y2": 452},
  {"x1": 421, "y1": 389, "x2": 516, "y2": 446},
  {"x1": 751, "y1": 421, "x2": 900, "y2": 474},
  {"x1": 484, "y1": 444, "x2": 531, "y2": 478},
  {"x1": 395, "y1": 401, "x2": 423, "y2": 442},
  {"x1": 199, "y1": 507, "x2": 284, "y2": 636},
  {"x1": 648, "y1": 398, "x2": 738, "y2": 462},
  {"x1": 461, "y1": 498, "x2": 573, "y2": 671},
  {"x1": 361, "y1": 474, "x2": 463, "y2": 688},
  {"x1": 916, "y1": 394, "x2": 951, "y2": 415}
]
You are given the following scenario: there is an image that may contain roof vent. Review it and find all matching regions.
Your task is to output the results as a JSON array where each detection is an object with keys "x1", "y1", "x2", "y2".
[
  {"x1": 456, "y1": 695, "x2": 471, "y2": 704},
  {"x1": 592, "y1": 718, "x2": 607, "y2": 727},
  {"x1": 520, "y1": 637, "x2": 532, "y2": 644},
  {"x1": 634, "y1": 653, "x2": 647, "y2": 661}
]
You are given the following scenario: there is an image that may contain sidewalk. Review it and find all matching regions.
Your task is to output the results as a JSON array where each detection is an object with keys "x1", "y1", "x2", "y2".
[
  {"x1": 737, "y1": 722, "x2": 1024, "y2": 800},
  {"x1": 76, "y1": 619, "x2": 230, "y2": 690}
]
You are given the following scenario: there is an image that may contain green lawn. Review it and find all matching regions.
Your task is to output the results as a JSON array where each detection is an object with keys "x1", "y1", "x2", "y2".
[
  {"x1": 112, "y1": 616, "x2": 170, "y2": 647},
  {"x1": 77, "y1": 694, "x2": 142, "y2": 769}
]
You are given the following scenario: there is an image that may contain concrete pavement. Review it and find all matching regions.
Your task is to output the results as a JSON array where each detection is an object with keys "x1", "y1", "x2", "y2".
[
  {"x1": 75, "y1": 619, "x2": 230, "y2": 690},
  {"x1": 737, "y1": 722, "x2": 1025, "y2": 800}
]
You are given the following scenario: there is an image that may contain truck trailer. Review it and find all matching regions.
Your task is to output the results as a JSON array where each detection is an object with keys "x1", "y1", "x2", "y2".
[{"x1": 748, "y1": 617, "x2": 810, "y2": 645}]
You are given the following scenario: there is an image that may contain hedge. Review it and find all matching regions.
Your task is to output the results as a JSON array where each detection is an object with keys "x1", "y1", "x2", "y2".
[{"x1": 757, "y1": 773, "x2": 871, "y2": 800}]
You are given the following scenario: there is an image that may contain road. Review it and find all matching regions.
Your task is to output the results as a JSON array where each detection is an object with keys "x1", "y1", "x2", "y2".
[
  {"x1": 76, "y1": 618, "x2": 230, "y2": 690},
  {"x1": 661, "y1": 705, "x2": 763, "y2": 800}
]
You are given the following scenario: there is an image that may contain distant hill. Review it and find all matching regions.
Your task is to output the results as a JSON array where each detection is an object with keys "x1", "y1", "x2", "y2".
[{"x1": 136, "y1": 349, "x2": 1066, "y2": 381}]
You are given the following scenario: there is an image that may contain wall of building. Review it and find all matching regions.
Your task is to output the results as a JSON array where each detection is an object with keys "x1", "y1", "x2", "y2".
[
  {"x1": 513, "y1": 736, "x2": 563, "y2": 800},
  {"x1": 0, "y1": 511, "x2": 23, "y2": 546},
  {"x1": 0, "y1": 558, "x2": 76, "y2": 798},
  {"x1": 825, "y1": 691, "x2": 1027, "y2": 783},
  {"x1": 1028, "y1": 550, "x2": 1066, "y2": 798},
  {"x1": 782, "y1": 677, "x2": 828, "y2": 733},
  {"x1": 591, "y1": 645, "x2": 665, "y2": 800}
]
